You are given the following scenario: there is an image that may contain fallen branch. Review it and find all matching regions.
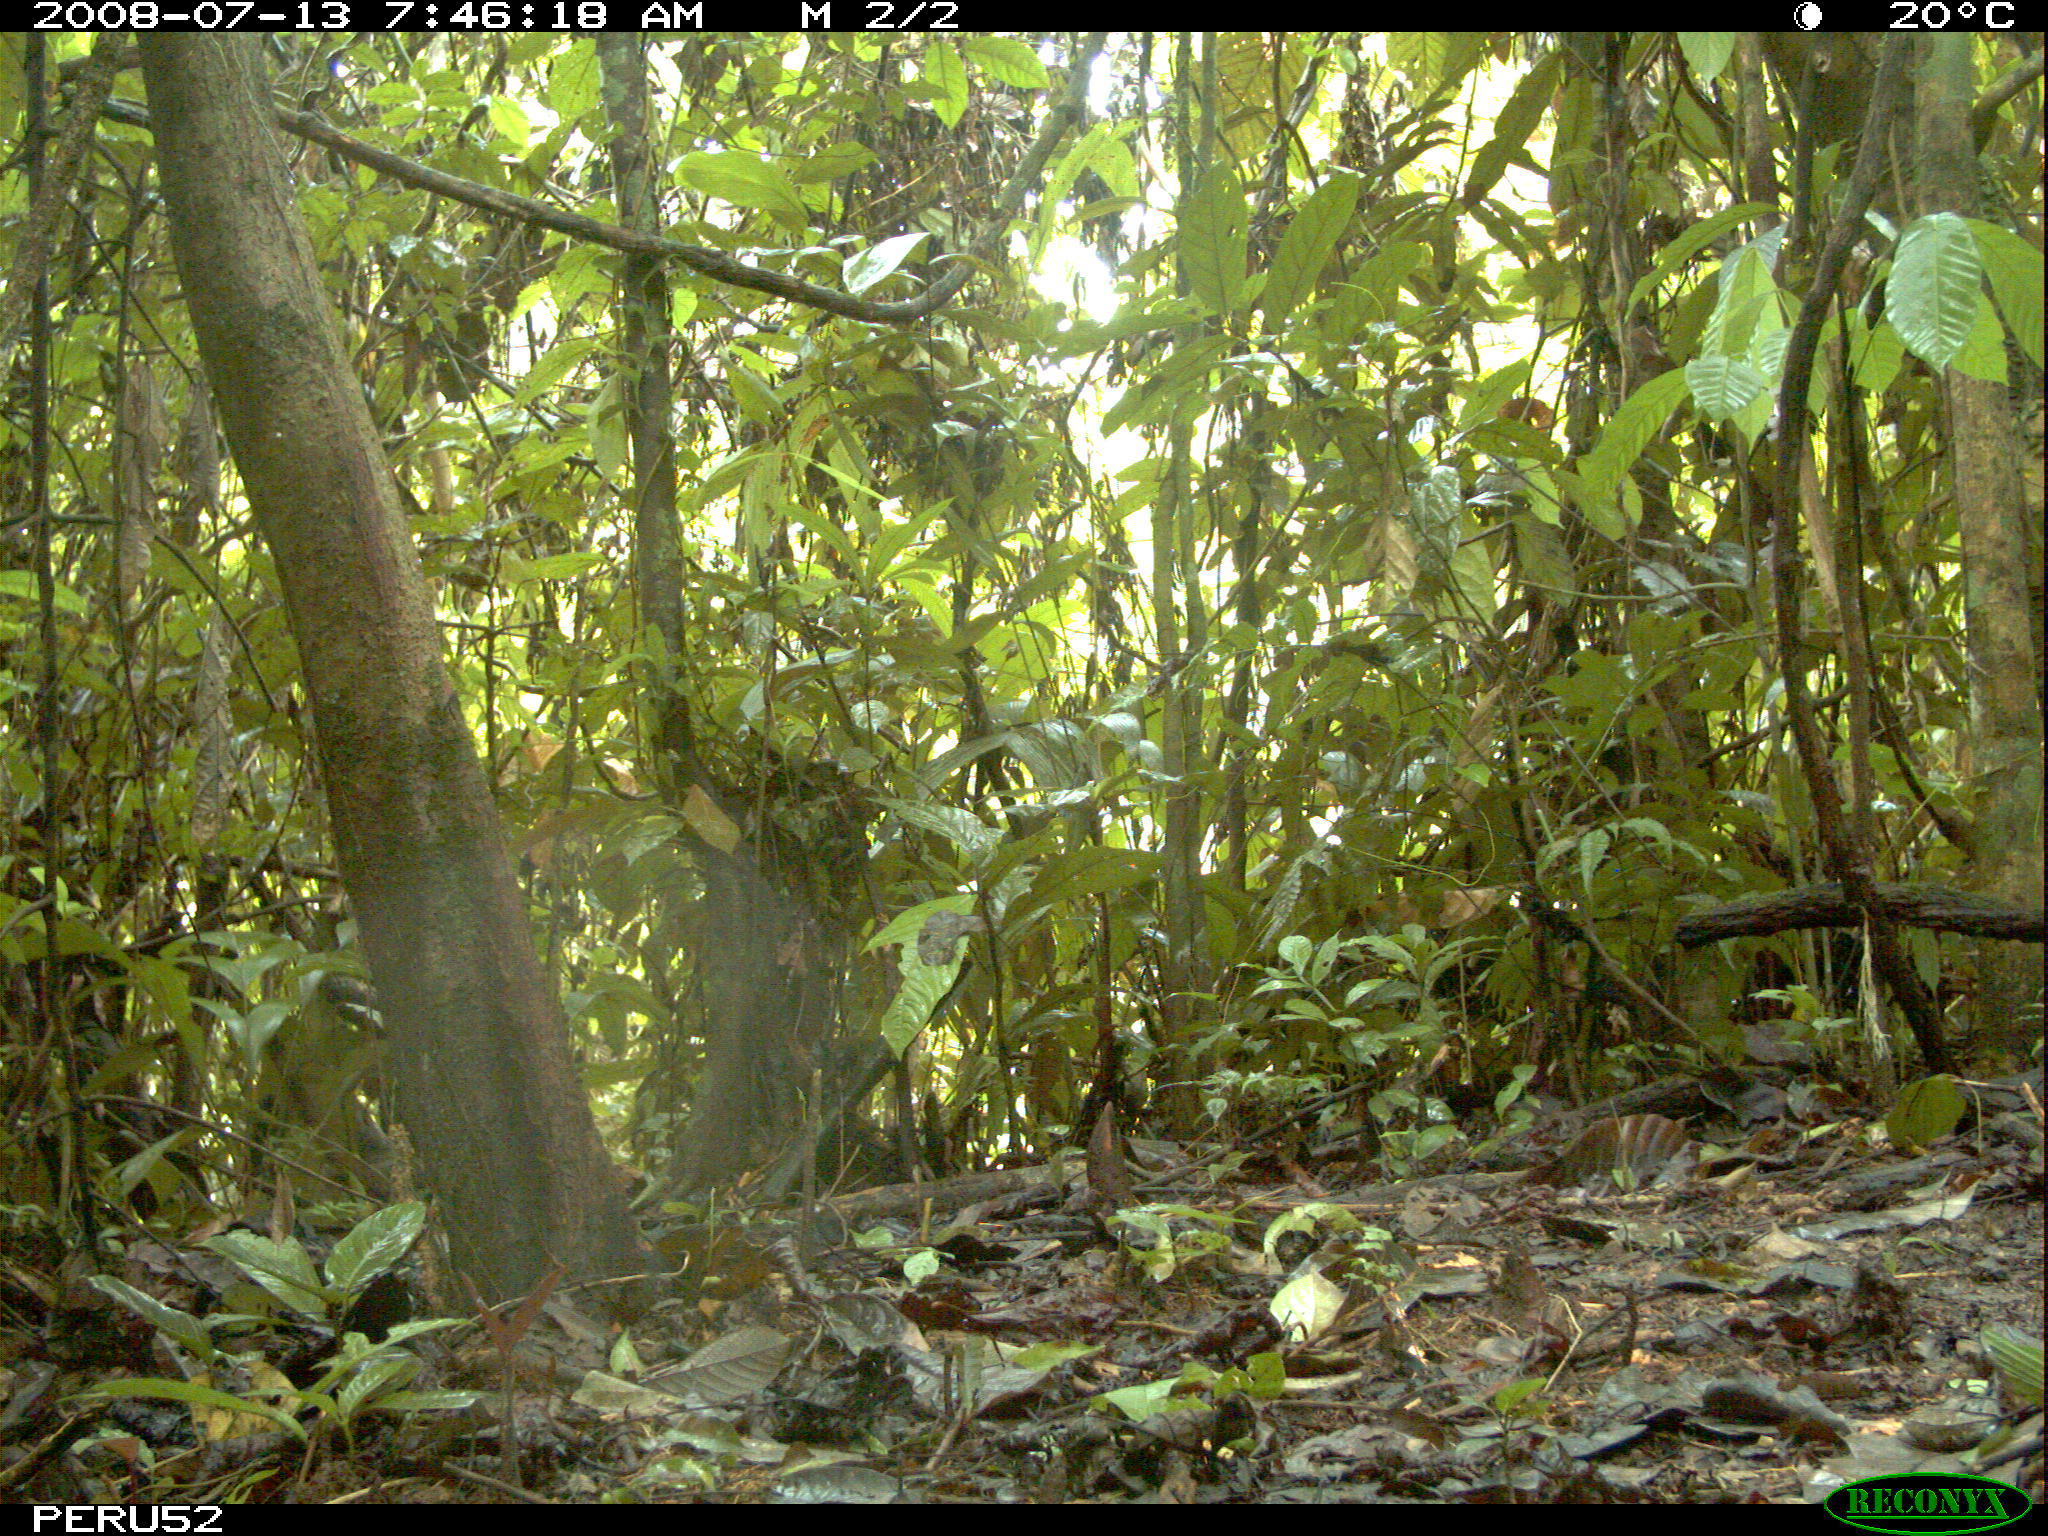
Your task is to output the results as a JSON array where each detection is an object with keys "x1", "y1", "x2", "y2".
[{"x1": 1675, "y1": 881, "x2": 2044, "y2": 948}]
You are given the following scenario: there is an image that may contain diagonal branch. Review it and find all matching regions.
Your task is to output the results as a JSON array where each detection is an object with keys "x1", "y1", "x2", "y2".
[{"x1": 102, "y1": 33, "x2": 1105, "y2": 325}]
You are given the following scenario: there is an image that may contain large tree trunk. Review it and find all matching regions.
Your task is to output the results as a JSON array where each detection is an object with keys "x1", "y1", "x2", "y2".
[
  {"x1": 1913, "y1": 39, "x2": 2045, "y2": 1061},
  {"x1": 140, "y1": 36, "x2": 645, "y2": 1304}
]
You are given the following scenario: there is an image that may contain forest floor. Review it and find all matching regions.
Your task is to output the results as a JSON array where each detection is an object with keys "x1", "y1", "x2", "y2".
[{"x1": 7, "y1": 1067, "x2": 2041, "y2": 1504}]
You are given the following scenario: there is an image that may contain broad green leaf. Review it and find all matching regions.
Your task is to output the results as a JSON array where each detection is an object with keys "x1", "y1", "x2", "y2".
[
  {"x1": 0, "y1": 570, "x2": 86, "y2": 614},
  {"x1": 874, "y1": 798, "x2": 1002, "y2": 863},
  {"x1": 1016, "y1": 845, "x2": 1159, "y2": 920},
  {"x1": 546, "y1": 41, "x2": 599, "y2": 121},
  {"x1": 960, "y1": 35, "x2": 1048, "y2": 89},
  {"x1": 1948, "y1": 282, "x2": 2009, "y2": 383},
  {"x1": 1513, "y1": 512, "x2": 1574, "y2": 594},
  {"x1": 1889, "y1": 212, "x2": 1983, "y2": 370},
  {"x1": 88, "y1": 1276, "x2": 216, "y2": 1360},
  {"x1": 513, "y1": 333, "x2": 598, "y2": 405},
  {"x1": 486, "y1": 95, "x2": 530, "y2": 151},
  {"x1": 679, "y1": 784, "x2": 742, "y2": 855},
  {"x1": 1576, "y1": 368, "x2": 1690, "y2": 526},
  {"x1": 1677, "y1": 33, "x2": 1735, "y2": 81},
  {"x1": 113, "y1": 1129, "x2": 195, "y2": 1201},
  {"x1": 1458, "y1": 359, "x2": 1533, "y2": 431},
  {"x1": 880, "y1": 950, "x2": 963, "y2": 1052},
  {"x1": 324, "y1": 1201, "x2": 426, "y2": 1297},
  {"x1": 220, "y1": 999, "x2": 291, "y2": 1073},
  {"x1": 675, "y1": 150, "x2": 808, "y2": 227},
  {"x1": 504, "y1": 551, "x2": 603, "y2": 585},
  {"x1": 1388, "y1": 32, "x2": 1483, "y2": 95},
  {"x1": 1450, "y1": 536, "x2": 1497, "y2": 621},
  {"x1": 337, "y1": 1354, "x2": 418, "y2": 1416},
  {"x1": 1685, "y1": 354, "x2": 1768, "y2": 424},
  {"x1": 725, "y1": 363, "x2": 784, "y2": 426},
  {"x1": 1179, "y1": 167, "x2": 1250, "y2": 317},
  {"x1": 1098, "y1": 1377, "x2": 1183, "y2": 1421},
  {"x1": 1970, "y1": 217, "x2": 2044, "y2": 368},
  {"x1": 792, "y1": 141, "x2": 877, "y2": 184},
  {"x1": 1577, "y1": 825, "x2": 1611, "y2": 892},
  {"x1": 1080, "y1": 128, "x2": 1138, "y2": 200},
  {"x1": 1261, "y1": 1202, "x2": 1361, "y2": 1257},
  {"x1": 1982, "y1": 1326, "x2": 2044, "y2": 1408},
  {"x1": 1701, "y1": 242, "x2": 1783, "y2": 358},
  {"x1": 924, "y1": 39, "x2": 969, "y2": 129},
  {"x1": 1885, "y1": 1074, "x2": 1966, "y2": 1152},
  {"x1": 204, "y1": 1230, "x2": 330, "y2": 1320},
  {"x1": 1270, "y1": 1269, "x2": 1345, "y2": 1343},
  {"x1": 1260, "y1": 173, "x2": 1360, "y2": 331}
]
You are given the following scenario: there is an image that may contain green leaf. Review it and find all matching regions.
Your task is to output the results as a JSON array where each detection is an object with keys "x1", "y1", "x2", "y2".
[
  {"x1": 1970, "y1": 218, "x2": 2044, "y2": 368},
  {"x1": 1450, "y1": 535, "x2": 1497, "y2": 621},
  {"x1": 1513, "y1": 512, "x2": 1574, "y2": 593},
  {"x1": 879, "y1": 950, "x2": 962, "y2": 1053},
  {"x1": 513, "y1": 333, "x2": 599, "y2": 405},
  {"x1": 924, "y1": 40, "x2": 969, "y2": 129},
  {"x1": 1950, "y1": 279, "x2": 2009, "y2": 382},
  {"x1": 1888, "y1": 212, "x2": 1984, "y2": 370},
  {"x1": 874, "y1": 798, "x2": 1002, "y2": 864},
  {"x1": 1685, "y1": 354, "x2": 1769, "y2": 427},
  {"x1": 1271, "y1": 1269, "x2": 1345, "y2": 1343},
  {"x1": 1388, "y1": 32, "x2": 1484, "y2": 95},
  {"x1": 791, "y1": 141, "x2": 877, "y2": 184},
  {"x1": 844, "y1": 231, "x2": 931, "y2": 296},
  {"x1": 1676, "y1": 34, "x2": 1735, "y2": 82},
  {"x1": 111, "y1": 1128, "x2": 194, "y2": 1202},
  {"x1": 337, "y1": 1353, "x2": 419, "y2": 1417},
  {"x1": 203, "y1": 1231, "x2": 331, "y2": 1320},
  {"x1": 370, "y1": 1389, "x2": 482, "y2": 1414},
  {"x1": 324, "y1": 1201, "x2": 426, "y2": 1298},
  {"x1": 504, "y1": 551, "x2": 603, "y2": 585},
  {"x1": 1180, "y1": 167, "x2": 1251, "y2": 317},
  {"x1": 1884, "y1": 1074, "x2": 1966, "y2": 1151},
  {"x1": 87, "y1": 1277, "x2": 216, "y2": 1361},
  {"x1": 546, "y1": 41, "x2": 599, "y2": 122},
  {"x1": 1098, "y1": 1377, "x2": 1182, "y2": 1421},
  {"x1": 1079, "y1": 127, "x2": 1138, "y2": 199},
  {"x1": 87, "y1": 1377, "x2": 306, "y2": 1442},
  {"x1": 1260, "y1": 173, "x2": 1360, "y2": 331},
  {"x1": 485, "y1": 95, "x2": 530, "y2": 150},
  {"x1": 1463, "y1": 50, "x2": 1557, "y2": 207},
  {"x1": 1577, "y1": 825, "x2": 1611, "y2": 892},
  {"x1": 1701, "y1": 241, "x2": 1784, "y2": 359},
  {"x1": 0, "y1": 570, "x2": 87, "y2": 614},
  {"x1": 1576, "y1": 368, "x2": 1690, "y2": 528},
  {"x1": 675, "y1": 150, "x2": 808, "y2": 227},
  {"x1": 959, "y1": 35, "x2": 1048, "y2": 89},
  {"x1": 1261, "y1": 1202, "x2": 1359, "y2": 1257}
]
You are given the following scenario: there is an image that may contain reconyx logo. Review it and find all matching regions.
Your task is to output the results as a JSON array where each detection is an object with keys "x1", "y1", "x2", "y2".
[{"x1": 1823, "y1": 1473, "x2": 2031, "y2": 1534}]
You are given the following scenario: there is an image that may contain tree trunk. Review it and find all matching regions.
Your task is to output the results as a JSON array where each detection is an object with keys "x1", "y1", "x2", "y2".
[
  {"x1": 1913, "y1": 38, "x2": 2046, "y2": 1061},
  {"x1": 140, "y1": 36, "x2": 645, "y2": 1305}
]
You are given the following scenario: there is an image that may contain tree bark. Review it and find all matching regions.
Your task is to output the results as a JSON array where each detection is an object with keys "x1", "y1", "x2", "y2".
[
  {"x1": 140, "y1": 36, "x2": 645, "y2": 1305},
  {"x1": 1913, "y1": 38, "x2": 2046, "y2": 1061},
  {"x1": 1674, "y1": 881, "x2": 2044, "y2": 948}
]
